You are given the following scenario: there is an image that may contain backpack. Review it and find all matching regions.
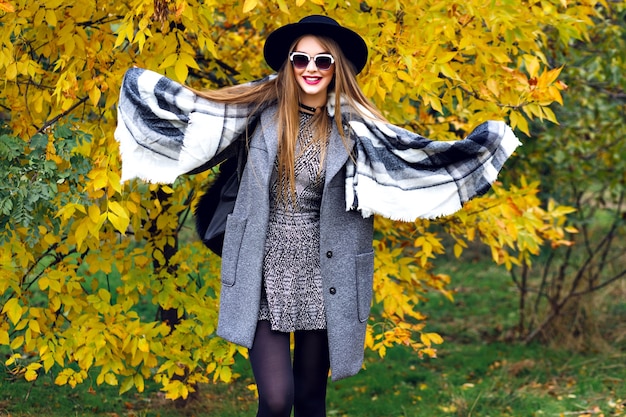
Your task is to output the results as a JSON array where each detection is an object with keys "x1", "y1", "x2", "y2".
[{"x1": 194, "y1": 141, "x2": 247, "y2": 256}]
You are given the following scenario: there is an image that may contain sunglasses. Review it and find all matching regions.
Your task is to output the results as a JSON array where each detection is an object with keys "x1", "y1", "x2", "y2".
[{"x1": 289, "y1": 52, "x2": 335, "y2": 71}]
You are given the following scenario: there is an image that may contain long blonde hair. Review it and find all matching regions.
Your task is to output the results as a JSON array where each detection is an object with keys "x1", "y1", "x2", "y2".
[{"x1": 194, "y1": 35, "x2": 386, "y2": 199}]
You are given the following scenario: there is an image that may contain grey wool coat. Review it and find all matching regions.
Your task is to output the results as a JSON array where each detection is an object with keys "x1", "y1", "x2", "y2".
[{"x1": 217, "y1": 106, "x2": 374, "y2": 381}]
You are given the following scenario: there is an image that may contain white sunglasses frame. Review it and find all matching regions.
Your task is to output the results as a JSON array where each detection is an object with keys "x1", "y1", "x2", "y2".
[{"x1": 289, "y1": 52, "x2": 335, "y2": 70}]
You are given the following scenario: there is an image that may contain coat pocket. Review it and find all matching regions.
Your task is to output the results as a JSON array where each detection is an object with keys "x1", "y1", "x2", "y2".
[
  {"x1": 220, "y1": 214, "x2": 247, "y2": 286},
  {"x1": 355, "y1": 250, "x2": 375, "y2": 323}
]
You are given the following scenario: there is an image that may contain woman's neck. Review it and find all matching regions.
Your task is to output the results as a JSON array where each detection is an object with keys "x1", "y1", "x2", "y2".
[
  {"x1": 299, "y1": 102, "x2": 318, "y2": 114},
  {"x1": 299, "y1": 94, "x2": 327, "y2": 112}
]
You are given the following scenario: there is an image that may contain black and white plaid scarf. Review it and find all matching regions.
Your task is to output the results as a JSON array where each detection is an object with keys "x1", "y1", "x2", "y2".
[{"x1": 115, "y1": 68, "x2": 520, "y2": 221}]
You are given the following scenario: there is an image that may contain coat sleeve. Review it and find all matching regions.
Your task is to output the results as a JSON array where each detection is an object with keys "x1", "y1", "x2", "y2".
[
  {"x1": 345, "y1": 115, "x2": 522, "y2": 221},
  {"x1": 114, "y1": 68, "x2": 261, "y2": 183}
]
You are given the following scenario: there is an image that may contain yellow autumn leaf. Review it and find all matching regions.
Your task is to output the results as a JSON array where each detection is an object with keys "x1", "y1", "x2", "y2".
[
  {"x1": 74, "y1": 218, "x2": 90, "y2": 248},
  {"x1": 107, "y1": 212, "x2": 130, "y2": 234},
  {"x1": 28, "y1": 319, "x2": 41, "y2": 334},
  {"x1": 0, "y1": 329, "x2": 9, "y2": 345},
  {"x1": 9, "y1": 335, "x2": 23, "y2": 350},
  {"x1": 219, "y1": 365, "x2": 232, "y2": 383},
  {"x1": 88, "y1": 85, "x2": 101, "y2": 106},
  {"x1": 178, "y1": 52, "x2": 199, "y2": 69},
  {"x1": 88, "y1": 204, "x2": 100, "y2": 223},
  {"x1": 159, "y1": 52, "x2": 178, "y2": 69},
  {"x1": 5, "y1": 62, "x2": 17, "y2": 80},
  {"x1": 523, "y1": 54, "x2": 540, "y2": 78},
  {"x1": 425, "y1": 332, "x2": 444, "y2": 345},
  {"x1": 542, "y1": 106, "x2": 558, "y2": 124},
  {"x1": 55, "y1": 372, "x2": 69, "y2": 386},
  {"x1": 0, "y1": 0, "x2": 15, "y2": 13},
  {"x1": 276, "y1": 0, "x2": 289, "y2": 14},
  {"x1": 428, "y1": 95, "x2": 443, "y2": 114},
  {"x1": 108, "y1": 200, "x2": 129, "y2": 220},
  {"x1": 119, "y1": 376, "x2": 134, "y2": 394},
  {"x1": 45, "y1": 9, "x2": 57, "y2": 27},
  {"x1": 204, "y1": 37, "x2": 217, "y2": 57},
  {"x1": 104, "y1": 373, "x2": 118, "y2": 386},
  {"x1": 436, "y1": 51, "x2": 457, "y2": 64},
  {"x1": 537, "y1": 66, "x2": 563, "y2": 88},
  {"x1": 174, "y1": 59, "x2": 188, "y2": 83},
  {"x1": 134, "y1": 373, "x2": 145, "y2": 392},
  {"x1": 135, "y1": 29, "x2": 146, "y2": 52},
  {"x1": 453, "y1": 243, "x2": 463, "y2": 258},
  {"x1": 88, "y1": 168, "x2": 108, "y2": 190},
  {"x1": 43, "y1": 355, "x2": 55, "y2": 372},
  {"x1": 486, "y1": 78, "x2": 500, "y2": 97},
  {"x1": 137, "y1": 338, "x2": 150, "y2": 353},
  {"x1": 25, "y1": 363, "x2": 43, "y2": 381},
  {"x1": 509, "y1": 110, "x2": 530, "y2": 136},
  {"x1": 242, "y1": 0, "x2": 257, "y2": 13},
  {"x1": 2, "y1": 298, "x2": 23, "y2": 325}
]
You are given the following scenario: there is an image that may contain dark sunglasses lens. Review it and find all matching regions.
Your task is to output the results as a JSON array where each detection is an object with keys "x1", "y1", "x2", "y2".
[
  {"x1": 315, "y1": 56, "x2": 333, "y2": 70},
  {"x1": 292, "y1": 54, "x2": 310, "y2": 68}
]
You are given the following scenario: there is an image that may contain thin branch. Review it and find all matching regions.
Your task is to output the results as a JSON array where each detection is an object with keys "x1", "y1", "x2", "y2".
[
  {"x1": 34, "y1": 96, "x2": 89, "y2": 135},
  {"x1": 76, "y1": 15, "x2": 124, "y2": 28},
  {"x1": 10, "y1": 79, "x2": 56, "y2": 91},
  {"x1": 524, "y1": 308, "x2": 559, "y2": 344},
  {"x1": 176, "y1": 188, "x2": 196, "y2": 234},
  {"x1": 534, "y1": 249, "x2": 554, "y2": 315},
  {"x1": 23, "y1": 247, "x2": 79, "y2": 293},
  {"x1": 21, "y1": 243, "x2": 59, "y2": 287},
  {"x1": 585, "y1": 81, "x2": 626, "y2": 100},
  {"x1": 570, "y1": 270, "x2": 626, "y2": 297},
  {"x1": 455, "y1": 83, "x2": 529, "y2": 110}
]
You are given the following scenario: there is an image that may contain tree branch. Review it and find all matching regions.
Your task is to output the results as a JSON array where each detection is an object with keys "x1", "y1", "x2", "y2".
[{"x1": 34, "y1": 96, "x2": 89, "y2": 135}]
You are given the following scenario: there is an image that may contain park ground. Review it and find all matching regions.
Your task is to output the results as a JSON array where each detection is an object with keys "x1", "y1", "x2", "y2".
[{"x1": 1, "y1": 257, "x2": 625, "y2": 417}]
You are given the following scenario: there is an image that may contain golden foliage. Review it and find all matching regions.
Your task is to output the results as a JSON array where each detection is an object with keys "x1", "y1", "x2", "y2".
[{"x1": 0, "y1": 0, "x2": 599, "y2": 398}]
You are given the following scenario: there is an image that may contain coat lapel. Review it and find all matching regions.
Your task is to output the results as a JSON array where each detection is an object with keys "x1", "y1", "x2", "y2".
[
  {"x1": 260, "y1": 105, "x2": 352, "y2": 188},
  {"x1": 259, "y1": 106, "x2": 280, "y2": 164},
  {"x1": 325, "y1": 121, "x2": 354, "y2": 187}
]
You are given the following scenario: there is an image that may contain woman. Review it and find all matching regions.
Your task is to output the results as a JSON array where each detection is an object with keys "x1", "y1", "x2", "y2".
[{"x1": 115, "y1": 15, "x2": 520, "y2": 417}]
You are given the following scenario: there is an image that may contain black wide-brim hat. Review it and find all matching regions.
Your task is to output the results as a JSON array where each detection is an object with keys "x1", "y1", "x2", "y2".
[{"x1": 263, "y1": 15, "x2": 368, "y2": 74}]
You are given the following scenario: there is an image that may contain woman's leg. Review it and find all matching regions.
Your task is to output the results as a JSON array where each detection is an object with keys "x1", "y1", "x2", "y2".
[
  {"x1": 248, "y1": 320, "x2": 294, "y2": 417},
  {"x1": 293, "y1": 329, "x2": 330, "y2": 417}
]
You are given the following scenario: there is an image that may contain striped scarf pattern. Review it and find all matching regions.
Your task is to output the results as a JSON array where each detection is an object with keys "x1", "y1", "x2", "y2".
[{"x1": 115, "y1": 68, "x2": 521, "y2": 221}]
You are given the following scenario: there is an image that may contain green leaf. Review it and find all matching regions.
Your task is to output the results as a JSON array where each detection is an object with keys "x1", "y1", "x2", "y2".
[{"x1": 30, "y1": 134, "x2": 48, "y2": 151}]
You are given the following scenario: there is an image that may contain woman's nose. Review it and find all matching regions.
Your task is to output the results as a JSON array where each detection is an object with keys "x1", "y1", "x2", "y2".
[{"x1": 306, "y1": 58, "x2": 318, "y2": 71}]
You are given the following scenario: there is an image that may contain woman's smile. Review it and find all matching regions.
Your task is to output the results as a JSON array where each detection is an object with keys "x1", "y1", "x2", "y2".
[{"x1": 303, "y1": 76, "x2": 322, "y2": 84}]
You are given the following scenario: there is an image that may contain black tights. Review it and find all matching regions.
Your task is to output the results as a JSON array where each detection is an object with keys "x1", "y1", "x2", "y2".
[{"x1": 248, "y1": 320, "x2": 330, "y2": 417}]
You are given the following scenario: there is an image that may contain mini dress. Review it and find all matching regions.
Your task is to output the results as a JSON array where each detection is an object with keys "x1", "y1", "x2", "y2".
[{"x1": 258, "y1": 111, "x2": 328, "y2": 332}]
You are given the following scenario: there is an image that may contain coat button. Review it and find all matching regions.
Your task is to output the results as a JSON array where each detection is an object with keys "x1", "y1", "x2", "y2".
[
  {"x1": 326, "y1": 251, "x2": 333, "y2": 258},
  {"x1": 329, "y1": 287, "x2": 336, "y2": 295}
]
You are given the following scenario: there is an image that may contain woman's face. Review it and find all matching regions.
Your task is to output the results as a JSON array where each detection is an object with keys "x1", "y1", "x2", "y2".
[{"x1": 291, "y1": 35, "x2": 335, "y2": 107}]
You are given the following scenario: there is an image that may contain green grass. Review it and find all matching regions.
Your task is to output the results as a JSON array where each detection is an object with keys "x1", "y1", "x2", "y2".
[{"x1": 2, "y1": 259, "x2": 625, "y2": 417}]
